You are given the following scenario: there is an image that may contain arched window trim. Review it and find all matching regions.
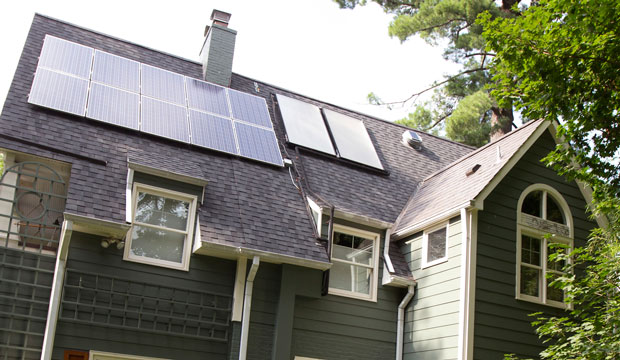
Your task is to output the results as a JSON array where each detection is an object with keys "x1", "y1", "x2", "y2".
[{"x1": 515, "y1": 184, "x2": 573, "y2": 309}]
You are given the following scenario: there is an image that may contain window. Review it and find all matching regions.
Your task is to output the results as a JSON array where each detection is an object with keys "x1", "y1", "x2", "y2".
[
  {"x1": 421, "y1": 222, "x2": 449, "y2": 268},
  {"x1": 124, "y1": 183, "x2": 197, "y2": 271},
  {"x1": 329, "y1": 225, "x2": 380, "y2": 301},
  {"x1": 516, "y1": 184, "x2": 572, "y2": 307}
]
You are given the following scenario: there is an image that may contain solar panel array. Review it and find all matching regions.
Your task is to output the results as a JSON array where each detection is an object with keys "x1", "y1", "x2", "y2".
[
  {"x1": 276, "y1": 94, "x2": 384, "y2": 170},
  {"x1": 28, "y1": 35, "x2": 283, "y2": 167}
]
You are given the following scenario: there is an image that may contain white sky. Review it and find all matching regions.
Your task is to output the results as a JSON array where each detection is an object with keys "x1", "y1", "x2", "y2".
[{"x1": 0, "y1": 0, "x2": 459, "y2": 122}]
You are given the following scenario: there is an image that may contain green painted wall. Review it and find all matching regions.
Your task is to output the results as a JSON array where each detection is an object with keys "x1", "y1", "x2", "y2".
[
  {"x1": 400, "y1": 216, "x2": 462, "y2": 359},
  {"x1": 52, "y1": 232, "x2": 235, "y2": 360},
  {"x1": 473, "y1": 131, "x2": 595, "y2": 359}
]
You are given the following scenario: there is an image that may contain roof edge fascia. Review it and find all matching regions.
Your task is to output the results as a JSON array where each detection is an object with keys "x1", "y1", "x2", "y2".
[
  {"x1": 393, "y1": 201, "x2": 474, "y2": 240},
  {"x1": 195, "y1": 240, "x2": 331, "y2": 271},
  {"x1": 382, "y1": 269, "x2": 416, "y2": 288},
  {"x1": 63, "y1": 212, "x2": 130, "y2": 238},
  {"x1": 128, "y1": 161, "x2": 209, "y2": 187}
]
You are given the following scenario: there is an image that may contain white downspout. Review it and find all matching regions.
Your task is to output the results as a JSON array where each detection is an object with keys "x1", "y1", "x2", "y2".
[
  {"x1": 41, "y1": 220, "x2": 73, "y2": 360},
  {"x1": 396, "y1": 285, "x2": 415, "y2": 360},
  {"x1": 239, "y1": 256, "x2": 260, "y2": 360},
  {"x1": 383, "y1": 227, "x2": 395, "y2": 274}
]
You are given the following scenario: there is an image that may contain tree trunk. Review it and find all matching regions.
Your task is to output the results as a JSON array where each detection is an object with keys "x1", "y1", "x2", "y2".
[{"x1": 490, "y1": 106, "x2": 514, "y2": 142}]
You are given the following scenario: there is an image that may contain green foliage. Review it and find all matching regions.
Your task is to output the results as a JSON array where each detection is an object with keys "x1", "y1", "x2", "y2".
[
  {"x1": 445, "y1": 90, "x2": 493, "y2": 147},
  {"x1": 480, "y1": 0, "x2": 620, "y2": 358},
  {"x1": 395, "y1": 102, "x2": 441, "y2": 136}
]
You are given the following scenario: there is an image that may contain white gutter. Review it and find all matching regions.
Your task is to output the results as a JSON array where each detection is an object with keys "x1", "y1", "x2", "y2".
[
  {"x1": 41, "y1": 220, "x2": 73, "y2": 360},
  {"x1": 383, "y1": 227, "x2": 395, "y2": 274},
  {"x1": 239, "y1": 256, "x2": 260, "y2": 360},
  {"x1": 396, "y1": 285, "x2": 415, "y2": 360}
]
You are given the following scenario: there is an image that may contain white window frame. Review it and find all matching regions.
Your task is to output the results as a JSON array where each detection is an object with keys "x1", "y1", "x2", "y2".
[
  {"x1": 124, "y1": 183, "x2": 197, "y2": 271},
  {"x1": 515, "y1": 184, "x2": 573, "y2": 309},
  {"x1": 421, "y1": 221, "x2": 449, "y2": 268},
  {"x1": 307, "y1": 197, "x2": 322, "y2": 237},
  {"x1": 328, "y1": 224, "x2": 380, "y2": 302},
  {"x1": 89, "y1": 350, "x2": 170, "y2": 360}
]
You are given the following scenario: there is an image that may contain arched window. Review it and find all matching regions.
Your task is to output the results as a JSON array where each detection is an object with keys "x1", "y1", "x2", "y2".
[{"x1": 516, "y1": 184, "x2": 573, "y2": 307}]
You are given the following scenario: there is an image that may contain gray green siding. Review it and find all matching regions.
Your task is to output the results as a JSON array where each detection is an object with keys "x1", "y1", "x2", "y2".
[
  {"x1": 52, "y1": 232, "x2": 236, "y2": 360},
  {"x1": 473, "y1": 131, "x2": 595, "y2": 359},
  {"x1": 400, "y1": 217, "x2": 462, "y2": 360}
]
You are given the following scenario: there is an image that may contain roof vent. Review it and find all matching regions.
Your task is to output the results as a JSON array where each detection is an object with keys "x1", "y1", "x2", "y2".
[
  {"x1": 402, "y1": 130, "x2": 423, "y2": 150},
  {"x1": 466, "y1": 164, "x2": 482, "y2": 176}
]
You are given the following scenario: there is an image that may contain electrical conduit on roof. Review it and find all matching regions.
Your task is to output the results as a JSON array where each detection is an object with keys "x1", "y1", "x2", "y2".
[{"x1": 239, "y1": 256, "x2": 260, "y2": 360}]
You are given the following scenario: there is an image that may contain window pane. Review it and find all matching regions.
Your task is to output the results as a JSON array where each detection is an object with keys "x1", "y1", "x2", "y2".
[
  {"x1": 520, "y1": 266, "x2": 540, "y2": 297},
  {"x1": 353, "y1": 266, "x2": 371, "y2": 295},
  {"x1": 333, "y1": 232, "x2": 374, "y2": 265},
  {"x1": 546, "y1": 195, "x2": 565, "y2": 224},
  {"x1": 546, "y1": 272, "x2": 564, "y2": 302},
  {"x1": 135, "y1": 192, "x2": 189, "y2": 231},
  {"x1": 521, "y1": 235, "x2": 541, "y2": 266},
  {"x1": 522, "y1": 191, "x2": 542, "y2": 217},
  {"x1": 330, "y1": 261, "x2": 352, "y2": 292},
  {"x1": 427, "y1": 227, "x2": 447, "y2": 262},
  {"x1": 547, "y1": 243, "x2": 566, "y2": 271},
  {"x1": 130, "y1": 225, "x2": 185, "y2": 263}
]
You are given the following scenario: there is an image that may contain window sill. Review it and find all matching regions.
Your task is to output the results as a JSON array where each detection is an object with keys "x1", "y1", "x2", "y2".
[
  {"x1": 515, "y1": 295, "x2": 571, "y2": 310},
  {"x1": 328, "y1": 287, "x2": 377, "y2": 302},
  {"x1": 421, "y1": 256, "x2": 449, "y2": 269}
]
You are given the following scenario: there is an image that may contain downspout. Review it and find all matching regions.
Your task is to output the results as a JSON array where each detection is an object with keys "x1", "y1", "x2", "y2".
[
  {"x1": 383, "y1": 227, "x2": 395, "y2": 274},
  {"x1": 239, "y1": 256, "x2": 260, "y2": 360},
  {"x1": 41, "y1": 220, "x2": 73, "y2": 360},
  {"x1": 396, "y1": 285, "x2": 415, "y2": 360}
]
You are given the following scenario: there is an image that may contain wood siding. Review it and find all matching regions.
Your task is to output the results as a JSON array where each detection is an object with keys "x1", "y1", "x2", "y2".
[
  {"x1": 473, "y1": 131, "x2": 595, "y2": 359},
  {"x1": 400, "y1": 217, "x2": 462, "y2": 360}
]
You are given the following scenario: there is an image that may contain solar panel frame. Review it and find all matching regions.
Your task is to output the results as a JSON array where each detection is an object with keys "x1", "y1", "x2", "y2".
[
  {"x1": 28, "y1": 68, "x2": 89, "y2": 117},
  {"x1": 141, "y1": 96, "x2": 190, "y2": 143},
  {"x1": 234, "y1": 122, "x2": 283, "y2": 167},
  {"x1": 86, "y1": 82, "x2": 140, "y2": 130},
  {"x1": 186, "y1": 78, "x2": 230, "y2": 117},
  {"x1": 228, "y1": 89, "x2": 273, "y2": 128},
  {"x1": 275, "y1": 94, "x2": 336, "y2": 155},
  {"x1": 141, "y1": 64, "x2": 186, "y2": 105},
  {"x1": 189, "y1": 110, "x2": 239, "y2": 155},
  {"x1": 38, "y1": 35, "x2": 93, "y2": 79},
  {"x1": 92, "y1": 50, "x2": 140, "y2": 93},
  {"x1": 323, "y1": 109, "x2": 384, "y2": 170}
]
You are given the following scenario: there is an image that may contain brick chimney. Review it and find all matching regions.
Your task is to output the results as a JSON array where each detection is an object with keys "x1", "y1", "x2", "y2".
[{"x1": 200, "y1": 10, "x2": 236, "y2": 87}]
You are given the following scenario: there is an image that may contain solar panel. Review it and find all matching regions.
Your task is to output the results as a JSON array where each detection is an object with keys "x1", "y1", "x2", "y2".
[
  {"x1": 189, "y1": 110, "x2": 238, "y2": 155},
  {"x1": 228, "y1": 89, "x2": 272, "y2": 128},
  {"x1": 87, "y1": 82, "x2": 140, "y2": 130},
  {"x1": 141, "y1": 96, "x2": 189, "y2": 142},
  {"x1": 92, "y1": 50, "x2": 140, "y2": 93},
  {"x1": 141, "y1": 64, "x2": 186, "y2": 105},
  {"x1": 28, "y1": 68, "x2": 89, "y2": 116},
  {"x1": 38, "y1": 36, "x2": 93, "y2": 79},
  {"x1": 235, "y1": 122, "x2": 283, "y2": 166},
  {"x1": 276, "y1": 94, "x2": 335, "y2": 155},
  {"x1": 186, "y1": 78, "x2": 229, "y2": 117},
  {"x1": 323, "y1": 109, "x2": 383, "y2": 170}
]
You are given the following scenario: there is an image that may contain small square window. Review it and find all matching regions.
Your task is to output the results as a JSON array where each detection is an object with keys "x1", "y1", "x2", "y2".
[
  {"x1": 422, "y1": 223, "x2": 448, "y2": 268},
  {"x1": 124, "y1": 183, "x2": 197, "y2": 271}
]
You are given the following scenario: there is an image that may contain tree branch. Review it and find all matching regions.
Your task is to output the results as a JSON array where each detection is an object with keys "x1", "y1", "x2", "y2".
[
  {"x1": 413, "y1": 17, "x2": 468, "y2": 34},
  {"x1": 464, "y1": 52, "x2": 496, "y2": 58},
  {"x1": 423, "y1": 111, "x2": 452, "y2": 131}
]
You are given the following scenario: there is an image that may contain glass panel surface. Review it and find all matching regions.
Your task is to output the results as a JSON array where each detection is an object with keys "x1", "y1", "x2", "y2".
[
  {"x1": 186, "y1": 78, "x2": 230, "y2": 117},
  {"x1": 141, "y1": 96, "x2": 189, "y2": 142},
  {"x1": 235, "y1": 122, "x2": 283, "y2": 166},
  {"x1": 135, "y1": 192, "x2": 189, "y2": 231},
  {"x1": 92, "y1": 50, "x2": 140, "y2": 92},
  {"x1": 323, "y1": 109, "x2": 383, "y2": 169},
  {"x1": 521, "y1": 235, "x2": 541, "y2": 266},
  {"x1": 546, "y1": 272, "x2": 564, "y2": 302},
  {"x1": 189, "y1": 110, "x2": 238, "y2": 155},
  {"x1": 87, "y1": 83, "x2": 139, "y2": 130},
  {"x1": 330, "y1": 261, "x2": 352, "y2": 292},
  {"x1": 275, "y1": 94, "x2": 335, "y2": 155},
  {"x1": 130, "y1": 225, "x2": 185, "y2": 263},
  {"x1": 353, "y1": 266, "x2": 371, "y2": 295},
  {"x1": 38, "y1": 36, "x2": 93, "y2": 79},
  {"x1": 522, "y1": 191, "x2": 542, "y2": 217},
  {"x1": 547, "y1": 243, "x2": 566, "y2": 271},
  {"x1": 229, "y1": 89, "x2": 272, "y2": 128},
  {"x1": 520, "y1": 266, "x2": 540, "y2": 297},
  {"x1": 427, "y1": 227, "x2": 447, "y2": 263},
  {"x1": 546, "y1": 194, "x2": 565, "y2": 224},
  {"x1": 141, "y1": 64, "x2": 186, "y2": 105},
  {"x1": 333, "y1": 231, "x2": 374, "y2": 265},
  {"x1": 28, "y1": 68, "x2": 89, "y2": 116}
]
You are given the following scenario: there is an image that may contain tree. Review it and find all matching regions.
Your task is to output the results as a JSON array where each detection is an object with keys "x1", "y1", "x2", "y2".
[
  {"x1": 480, "y1": 0, "x2": 620, "y2": 358},
  {"x1": 334, "y1": 0, "x2": 520, "y2": 146}
]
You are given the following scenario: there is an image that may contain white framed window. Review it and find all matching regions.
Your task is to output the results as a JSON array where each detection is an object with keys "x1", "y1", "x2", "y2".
[
  {"x1": 516, "y1": 184, "x2": 573, "y2": 308},
  {"x1": 421, "y1": 222, "x2": 449, "y2": 268},
  {"x1": 307, "y1": 197, "x2": 322, "y2": 237},
  {"x1": 90, "y1": 350, "x2": 169, "y2": 360},
  {"x1": 124, "y1": 183, "x2": 197, "y2": 271},
  {"x1": 329, "y1": 224, "x2": 380, "y2": 302}
]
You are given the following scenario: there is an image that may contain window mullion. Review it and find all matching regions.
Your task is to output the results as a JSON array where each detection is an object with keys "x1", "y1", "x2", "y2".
[
  {"x1": 332, "y1": 258, "x2": 373, "y2": 269},
  {"x1": 133, "y1": 221, "x2": 188, "y2": 235}
]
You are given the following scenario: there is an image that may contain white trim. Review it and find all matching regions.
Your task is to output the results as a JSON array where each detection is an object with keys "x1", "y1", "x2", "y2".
[
  {"x1": 232, "y1": 256, "x2": 247, "y2": 322},
  {"x1": 394, "y1": 201, "x2": 472, "y2": 240},
  {"x1": 89, "y1": 350, "x2": 170, "y2": 360},
  {"x1": 328, "y1": 224, "x2": 381, "y2": 302},
  {"x1": 124, "y1": 183, "x2": 197, "y2": 271},
  {"x1": 457, "y1": 209, "x2": 477, "y2": 360},
  {"x1": 466, "y1": 210, "x2": 478, "y2": 360},
  {"x1": 307, "y1": 196, "x2": 322, "y2": 238},
  {"x1": 333, "y1": 209, "x2": 392, "y2": 229},
  {"x1": 125, "y1": 168, "x2": 134, "y2": 223},
  {"x1": 421, "y1": 221, "x2": 449, "y2": 268}
]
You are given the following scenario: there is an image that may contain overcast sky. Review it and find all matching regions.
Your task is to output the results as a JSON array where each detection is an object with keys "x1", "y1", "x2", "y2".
[{"x1": 0, "y1": 0, "x2": 459, "y2": 122}]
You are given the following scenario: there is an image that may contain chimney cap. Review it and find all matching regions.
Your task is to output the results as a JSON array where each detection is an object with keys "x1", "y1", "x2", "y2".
[{"x1": 211, "y1": 9, "x2": 232, "y2": 25}]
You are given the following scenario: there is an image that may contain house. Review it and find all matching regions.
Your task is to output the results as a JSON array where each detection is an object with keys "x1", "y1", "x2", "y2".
[{"x1": 0, "y1": 11, "x2": 598, "y2": 360}]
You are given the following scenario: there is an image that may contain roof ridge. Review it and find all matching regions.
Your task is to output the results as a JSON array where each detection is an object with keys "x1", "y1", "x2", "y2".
[{"x1": 420, "y1": 119, "x2": 545, "y2": 184}]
